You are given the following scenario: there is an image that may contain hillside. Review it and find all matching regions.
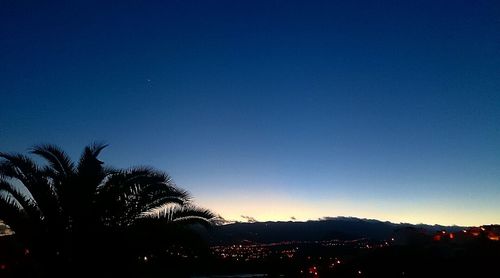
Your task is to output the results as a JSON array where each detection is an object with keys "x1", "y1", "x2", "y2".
[{"x1": 209, "y1": 217, "x2": 465, "y2": 244}]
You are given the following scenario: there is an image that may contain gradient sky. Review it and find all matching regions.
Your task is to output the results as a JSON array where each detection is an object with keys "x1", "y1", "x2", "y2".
[{"x1": 1, "y1": 1, "x2": 500, "y2": 226}]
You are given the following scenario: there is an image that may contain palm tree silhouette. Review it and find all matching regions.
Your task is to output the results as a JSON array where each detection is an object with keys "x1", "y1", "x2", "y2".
[{"x1": 0, "y1": 143, "x2": 215, "y2": 275}]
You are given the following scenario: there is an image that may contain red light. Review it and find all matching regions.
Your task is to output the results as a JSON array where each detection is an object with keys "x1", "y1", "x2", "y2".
[{"x1": 0, "y1": 264, "x2": 6, "y2": 270}]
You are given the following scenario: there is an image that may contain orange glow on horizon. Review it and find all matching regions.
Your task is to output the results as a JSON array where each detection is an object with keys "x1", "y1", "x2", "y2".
[{"x1": 196, "y1": 193, "x2": 500, "y2": 226}]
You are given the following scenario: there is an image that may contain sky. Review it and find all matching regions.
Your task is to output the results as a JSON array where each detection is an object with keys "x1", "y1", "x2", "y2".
[{"x1": 1, "y1": 0, "x2": 499, "y2": 226}]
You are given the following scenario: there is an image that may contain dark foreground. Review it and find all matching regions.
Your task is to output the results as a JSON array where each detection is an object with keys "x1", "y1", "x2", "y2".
[{"x1": 2, "y1": 230, "x2": 500, "y2": 277}]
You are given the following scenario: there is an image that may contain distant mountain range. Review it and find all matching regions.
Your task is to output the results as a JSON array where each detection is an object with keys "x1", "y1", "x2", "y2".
[
  {"x1": 0, "y1": 217, "x2": 468, "y2": 244},
  {"x1": 208, "y1": 217, "x2": 466, "y2": 244}
]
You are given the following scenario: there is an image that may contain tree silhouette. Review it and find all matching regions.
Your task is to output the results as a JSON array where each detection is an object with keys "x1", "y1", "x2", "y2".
[{"x1": 0, "y1": 143, "x2": 215, "y2": 275}]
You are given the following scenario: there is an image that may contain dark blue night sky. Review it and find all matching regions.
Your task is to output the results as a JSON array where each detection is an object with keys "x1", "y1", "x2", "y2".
[{"x1": 1, "y1": 0, "x2": 499, "y2": 225}]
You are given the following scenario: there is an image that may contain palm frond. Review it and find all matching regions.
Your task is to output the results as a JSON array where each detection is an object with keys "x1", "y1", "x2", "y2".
[
  {"x1": 0, "y1": 153, "x2": 39, "y2": 179},
  {"x1": 146, "y1": 205, "x2": 216, "y2": 227},
  {"x1": 0, "y1": 178, "x2": 41, "y2": 221},
  {"x1": 0, "y1": 193, "x2": 29, "y2": 235},
  {"x1": 126, "y1": 167, "x2": 190, "y2": 211},
  {"x1": 31, "y1": 144, "x2": 74, "y2": 201},
  {"x1": 30, "y1": 144, "x2": 75, "y2": 177},
  {"x1": 78, "y1": 142, "x2": 107, "y2": 170},
  {"x1": 73, "y1": 143, "x2": 108, "y2": 213},
  {"x1": 0, "y1": 153, "x2": 59, "y2": 223},
  {"x1": 95, "y1": 167, "x2": 191, "y2": 226}
]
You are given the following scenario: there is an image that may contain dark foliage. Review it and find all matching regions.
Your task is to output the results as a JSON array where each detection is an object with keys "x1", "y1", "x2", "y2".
[{"x1": 0, "y1": 143, "x2": 216, "y2": 276}]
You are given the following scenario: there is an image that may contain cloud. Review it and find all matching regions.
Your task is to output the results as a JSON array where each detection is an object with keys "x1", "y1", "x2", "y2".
[
  {"x1": 241, "y1": 215, "x2": 257, "y2": 223},
  {"x1": 211, "y1": 216, "x2": 236, "y2": 225},
  {"x1": 290, "y1": 216, "x2": 296, "y2": 221}
]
